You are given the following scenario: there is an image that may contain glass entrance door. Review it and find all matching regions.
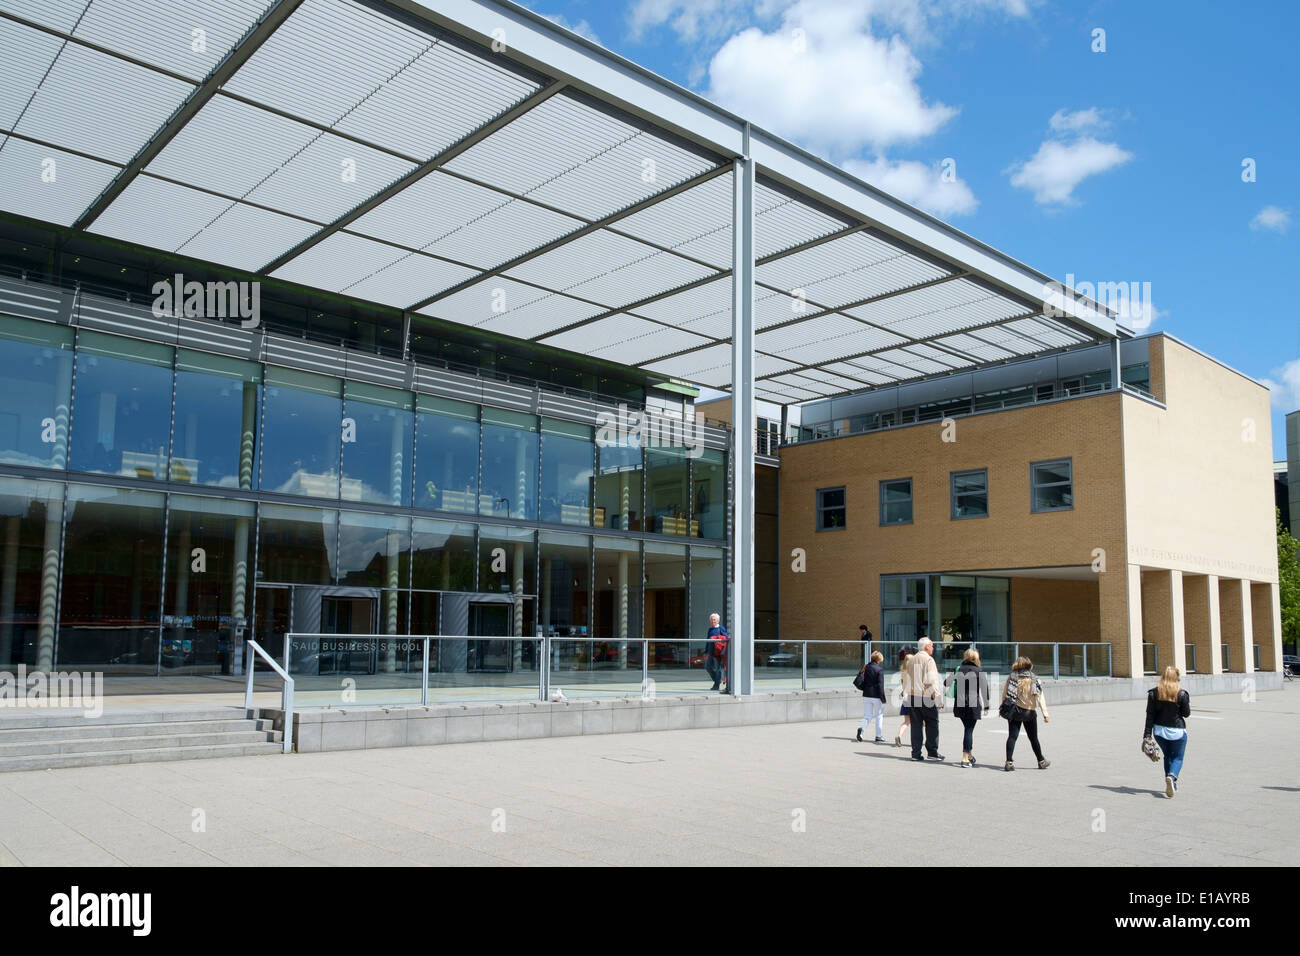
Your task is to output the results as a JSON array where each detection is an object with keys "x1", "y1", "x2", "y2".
[
  {"x1": 468, "y1": 602, "x2": 511, "y2": 672},
  {"x1": 318, "y1": 594, "x2": 378, "y2": 674}
]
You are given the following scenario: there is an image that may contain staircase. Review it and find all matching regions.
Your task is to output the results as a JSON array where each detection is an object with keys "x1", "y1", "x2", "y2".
[{"x1": 0, "y1": 708, "x2": 286, "y2": 772}]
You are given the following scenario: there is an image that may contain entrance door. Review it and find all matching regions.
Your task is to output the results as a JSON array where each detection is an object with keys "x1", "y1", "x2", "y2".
[
  {"x1": 318, "y1": 594, "x2": 378, "y2": 675},
  {"x1": 468, "y1": 602, "x2": 511, "y2": 672}
]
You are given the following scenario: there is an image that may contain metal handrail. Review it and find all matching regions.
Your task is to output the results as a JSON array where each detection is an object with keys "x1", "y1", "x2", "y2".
[{"x1": 244, "y1": 640, "x2": 294, "y2": 754}]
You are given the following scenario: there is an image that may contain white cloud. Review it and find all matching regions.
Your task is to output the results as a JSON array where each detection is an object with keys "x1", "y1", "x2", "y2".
[
  {"x1": 1250, "y1": 205, "x2": 1292, "y2": 234},
  {"x1": 704, "y1": 2, "x2": 957, "y2": 155},
  {"x1": 542, "y1": 13, "x2": 601, "y2": 44},
  {"x1": 1007, "y1": 135, "x2": 1133, "y2": 206},
  {"x1": 842, "y1": 157, "x2": 978, "y2": 217},
  {"x1": 1262, "y1": 357, "x2": 1300, "y2": 412},
  {"x1": 629, "y1": 0, "x2": 752, "y2": 42},
  {"x1": 1049, "y1": 107, "x2": 1108, "y2": 133}
]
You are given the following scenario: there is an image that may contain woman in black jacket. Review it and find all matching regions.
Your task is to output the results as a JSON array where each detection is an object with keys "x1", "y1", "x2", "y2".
[
  {"x1": 856, "y1": 651, "x2": 887, "y2": 742},
  {"x1": 1144, "y1": 666, "x2": 1191, "y2": 798},
  {"x1": 947, "y1": 648, "x2": 989, "y2": 767}
]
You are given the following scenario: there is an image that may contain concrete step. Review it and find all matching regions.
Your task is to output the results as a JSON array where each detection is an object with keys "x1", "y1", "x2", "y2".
[
  {"x1": 0, "y1": 741, "x2": 287, "y2": 773},
  {"x1": 0, "y1": 718, "x2": 276, "y2": 743},
  {"x1": 0, "y1": 729, "x2": 281, "y2": 757},
  {"x1": 0, "y1": 707, "x2": 251, "y2": 730}
]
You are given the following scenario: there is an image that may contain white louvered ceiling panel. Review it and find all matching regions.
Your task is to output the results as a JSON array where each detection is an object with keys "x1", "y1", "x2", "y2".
[
  {"x1": 418, "y1": 277, "x2": 605, "y2": 340},
  {"x1": 0, "y1": 19, "x2": 64, "y2": 129},
  {"x1": 243, "y1": 135, "x2": 417, "y2": 224},
  {"x1": 272, "y1": 231, "x2": 427, "y2": 291},
  {"x1": 753, "y1": 183, "x2": 855, "y2": 259},
  {"x1": 0, "y1": 140, "x2": 119, "y2": 226},
  {"x1": 342, "y1": 251, "x2": 480, "y2": 308},
  {"x1": 88, "y1": 176, "x2": 233, "y2": 251},
  {"x1": 540, "y1": 316, "x2": 712, "y2": 366},
  {"x1": 177, "y1": 200, "x2": 321, "y2": 271},
  {"x1": 9, "y1": 42, "x2": 193, "y2": 164},
  {"x1": 611, "y1": 174, "x2": 733, "y2": 268}
]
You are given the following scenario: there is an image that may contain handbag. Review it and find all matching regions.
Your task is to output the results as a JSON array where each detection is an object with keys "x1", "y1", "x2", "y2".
[
  {"x1": 852, "y1": 666, "x2": 867, "y2": 691},
  {"x1": 998, "y1": 697, "x2": 1016, "y2": 720},
  {"x1": 1141, "y1": 736, "x2": 1160, "y2": 762}
]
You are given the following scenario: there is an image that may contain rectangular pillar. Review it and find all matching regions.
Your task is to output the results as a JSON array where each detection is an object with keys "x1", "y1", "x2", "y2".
[
  {"x1": 1252, "y1": 581, "x2": 1280, "y2": 672},
  {"x1": 1168, "y1": 569, "x2": 1186, "y2": 673},
  {"x1": 729, "y1": 148, "x2": 755, "y2": 696},
  {"x1": 1205, "y1": 574, "x2": 1223, "y2": 675},
  {"x1": 1238, "y1": 578, "x2": 1254, "y2": 674},
  {"x1": 1112, "y1": 563, "x2": 1144, "y2": 678}
]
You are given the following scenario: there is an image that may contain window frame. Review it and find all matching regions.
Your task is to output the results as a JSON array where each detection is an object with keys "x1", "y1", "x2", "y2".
[
  {"x1": 949, "y1": 468, "x2": 989, "y2": 520},
  {"x1": 878, "y1": 477, "x2": 913, "y2": 526},
  {"x1": 815, "y1": 485, "x2": 846, "y2": 532},
  {"x1": 1029, "y1": 458, "x2": 1074, "y2": 514}
]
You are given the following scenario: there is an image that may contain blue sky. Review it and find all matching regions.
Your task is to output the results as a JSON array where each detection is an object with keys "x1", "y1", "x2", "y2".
[{"x1": 525, "y1": 0, "x2": 1299, "y2": 458}]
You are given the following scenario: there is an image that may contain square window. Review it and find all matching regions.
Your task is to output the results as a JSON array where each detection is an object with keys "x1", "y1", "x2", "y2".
[
  {"x1": 950, "y1": 469, "x2": 988, "y2": 519},
  {"x1": 879, "y1": 478, "x2": 912, "y2": 525},
  {"x1": 816, "y1": 486, "x2": 846, "y2": 531},
  {"x1": 1031, "y1": 458, "x2": 1073, "y2": 513}
]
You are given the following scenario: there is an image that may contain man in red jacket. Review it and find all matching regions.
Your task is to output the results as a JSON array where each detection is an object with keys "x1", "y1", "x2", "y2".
[{"x1": 706, "y1": 612, "x2": 729, "y2": 692}]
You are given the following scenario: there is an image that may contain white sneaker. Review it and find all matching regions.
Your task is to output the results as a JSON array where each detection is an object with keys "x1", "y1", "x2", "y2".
[{"x1": 1165, "y1": 775, "x2": 1175, "y2": 798}]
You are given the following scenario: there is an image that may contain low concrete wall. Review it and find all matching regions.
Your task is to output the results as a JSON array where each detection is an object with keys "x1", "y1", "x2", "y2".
[{"x1": 284, "y1": 672, "x2": 1282, "y2": 753}]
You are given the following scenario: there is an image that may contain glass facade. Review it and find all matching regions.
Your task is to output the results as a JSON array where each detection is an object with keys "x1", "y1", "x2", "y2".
[{"x1": 0, "y1": 314, "x2": 730, "y2": 678}]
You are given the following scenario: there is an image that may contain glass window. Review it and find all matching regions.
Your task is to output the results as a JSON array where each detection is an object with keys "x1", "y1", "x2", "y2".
[
  {"x1": 338, "y1": 510, "x2": 409, "y2": 588},
  {"x1": 880, "y1": 573, "x2": 929, "y2": 648},
  {"x1": 690, "y1": 546, "x2": 725, "y2": 641},
  {"x1": 479, "y1": 525, "x2": 535, "y2": 638},
  {"x1": 58, "y1": 484, "x2": 165, "y2": 673},
  {"x1": 693, "y1": 448, "x2": 726, "y2": 539},
  {"x1": 414, "y1": 396, "x2": 479, "y2": 514},
  {"x1": 0, "y1": 477, "x2": 65, "y2": 667},
  {"x1": 261, "y1": 368, "x2": 342, "y2": 499},
  {"x1": 646, "y1": 447, "x2": 690, "y2": 536},
  {"x1": 880, "y1": 478, "x2": 913, "y2": 525},
  {"x1": 409, "y1": 518, "x2": 475, "y2": 592},
  {"x1": 171, "y1": 350, "x2": 260, "y2": 489},
  {"x1": 0, "y1": 318, "x2": 74, "y2": 470},
  {"x1": 950, "y1": 469, "x2": 988, "y2": 519},
  {"x1": 480, "y1": 408, "x2": 537, "y2": 521},
  {"x1": 594, "y1": 537, "x2": 640, "y2": 642},
  {"x1": 69, "y1": 331, "x2": 173, "y2": 480},
  {"x1": 540, "y1": 419, "x2": 593, "y2": 526},
  {"x1": 817, "y1": 486, "x2": 846, "y2": 530},
  {"x1": 539, "y1": 531, "x2": 589, "y2": 638},
  {"x1": 162, "y1": 496, "x2": 255, "y2": 673},
  {"x1": 257, "y1": 503, "x2": 337, "y2": 585},
  {"x1": 1031, "y1": 458, "x2": 1073, "y2": 512},
  {"x1": 593, "y1": 432, "x2": 642, "y2": 531},
  {"x1": 342, "y1": 382, "x2": 413, "y2": 507},
  {"x1": 644, "y1": 541, "x2": 686, "y2": 639}
]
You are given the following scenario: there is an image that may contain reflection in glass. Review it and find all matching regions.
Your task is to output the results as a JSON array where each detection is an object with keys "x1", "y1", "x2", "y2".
[
  {"x1": 0, "y1": 318, "x2": 73, "y2": 470},
  {"x1": 693, "y1": 448, "x2": 726, "y2": 538},
  {"x1": 260, "y1": 368, "x2": 342, "y2": 498},
  {"x1": 69, "y1": 332, "x2": 172, "y2": 480},
  {"x1": 646, "y1": 447, "x2": 690, "y2": 536},
  {"x1": 257, "y1": 503, "x2": 337, "y2": 584},
  {"x1": 414, "y1": 396, "x2": 479, "y2": 514},
  {"x1": 58, "y1": 484, "x2": 165, "y2": 673},
  {"x1": 645, "y1": 540, "x2": 686, "y2": 643},
  {"x1": 343, "y1": 382, "x2": 412, "y2": 506},
  {"x1": 594, "y1": 537, "x2": 640, "y2": 673},
  {"x1": 338, "y1": 510, "x2": 409, "y2": 589},
  {"x1": 409, "y1": 518, "x2": 474, "y2": 591},
  {"x1": 480, "y1": 408, "x2": 537, "y2": 521},
  {"x1": 0, "y1": 477, "x2": 64, "y2": 668},
  {"x1": 171, "y1": 350, "x2": 260, "y2": 488},
  {"x1": 542, "y1": 531, "x2": 590, "y2": 675},
  {"x1": 163, "y1": 496, "x2": 255, "y2": 673},
  {"x1": 540, "y1": 420, "x2": 593, "y2": 525},
  {"x1": 593, "y1": 433, "x2": 641, "y2": 531}
]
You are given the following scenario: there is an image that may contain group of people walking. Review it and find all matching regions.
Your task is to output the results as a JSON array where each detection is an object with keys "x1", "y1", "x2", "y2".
[{"x1": 855, "y1": 641, "x2": 1192, "y2": 793}]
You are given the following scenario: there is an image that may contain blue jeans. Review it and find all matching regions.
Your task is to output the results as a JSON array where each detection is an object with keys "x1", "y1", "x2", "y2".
[{"x1": 1155, "y1": 733, "x2": 1187, "y2": 778}]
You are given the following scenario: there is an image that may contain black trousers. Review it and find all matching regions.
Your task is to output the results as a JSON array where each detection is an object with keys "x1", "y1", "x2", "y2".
[
  {"x1": 1006, "y1": 712, "x2": 1044, "y2": 762},
  {"x1": 959, "y1": 714, "x2": 978, "y2": 753},
  {"x1": 909, "y1": 697, "x2": 939, "y2": 757}
]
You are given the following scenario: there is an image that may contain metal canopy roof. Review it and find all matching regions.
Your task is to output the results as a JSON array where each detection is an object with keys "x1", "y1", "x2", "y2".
[{"x1": 0, "y1": 0, "x2": 1122, "y2": 405}]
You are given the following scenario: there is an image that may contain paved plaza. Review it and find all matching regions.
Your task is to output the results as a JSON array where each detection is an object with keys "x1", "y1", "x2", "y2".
[{"x1": 1, "y1": 684, "x2": 1296, "y2": 867}]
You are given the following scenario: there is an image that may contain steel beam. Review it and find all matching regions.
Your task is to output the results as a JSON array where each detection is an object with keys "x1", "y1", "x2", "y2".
[{"x1": 730, "y1": 148, "x2": 755, "y2": 697}]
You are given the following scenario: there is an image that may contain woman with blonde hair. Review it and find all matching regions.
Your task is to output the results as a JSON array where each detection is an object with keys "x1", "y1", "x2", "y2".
[
  {"x1": 1144, "y1": 666, "x2": 1191, "y2": 798},
  {"x1": 1000, "y1": 656, "x2": 1050, "y2": 771},
  {"x1": 893, "y1": 648, "x2": 914, "y2": 747},
  {"x1": 947, "y1": 647, "x2": 989, "y2": 768}
]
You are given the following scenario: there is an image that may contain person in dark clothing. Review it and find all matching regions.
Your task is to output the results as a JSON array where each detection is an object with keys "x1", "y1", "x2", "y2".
[
  {"x1": 1144, "y1": 665, "x2": 1191, "y2": 798},
  {"x1": 855, "y1": 650, "x2": 887, "y2": 742},
  {"x1": 946, "y1": 648, "x2": 989, "y2": 767},
  {"x1": 705, "y1": 612, "x2": 729, "y2": 692}
]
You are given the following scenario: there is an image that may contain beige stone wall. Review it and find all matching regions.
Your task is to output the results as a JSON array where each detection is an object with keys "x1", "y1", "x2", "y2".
[{"x1": 1122, "y1": 337, "x2": 1277, "y2": 584}]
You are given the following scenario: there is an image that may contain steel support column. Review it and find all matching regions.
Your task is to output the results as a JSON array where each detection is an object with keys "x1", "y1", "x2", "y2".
[
  {"x1": 730, "y1": 144, "x2": 756, "y2": 696},
  {"x1": 1110, "y1": 337, "x2": 1122, "y2": 390}
]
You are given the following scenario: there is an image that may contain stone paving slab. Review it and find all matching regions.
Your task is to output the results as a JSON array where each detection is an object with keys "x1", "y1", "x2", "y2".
[{"x1": 0, "y1": 684, "x2": 1296, "y2": 867}]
